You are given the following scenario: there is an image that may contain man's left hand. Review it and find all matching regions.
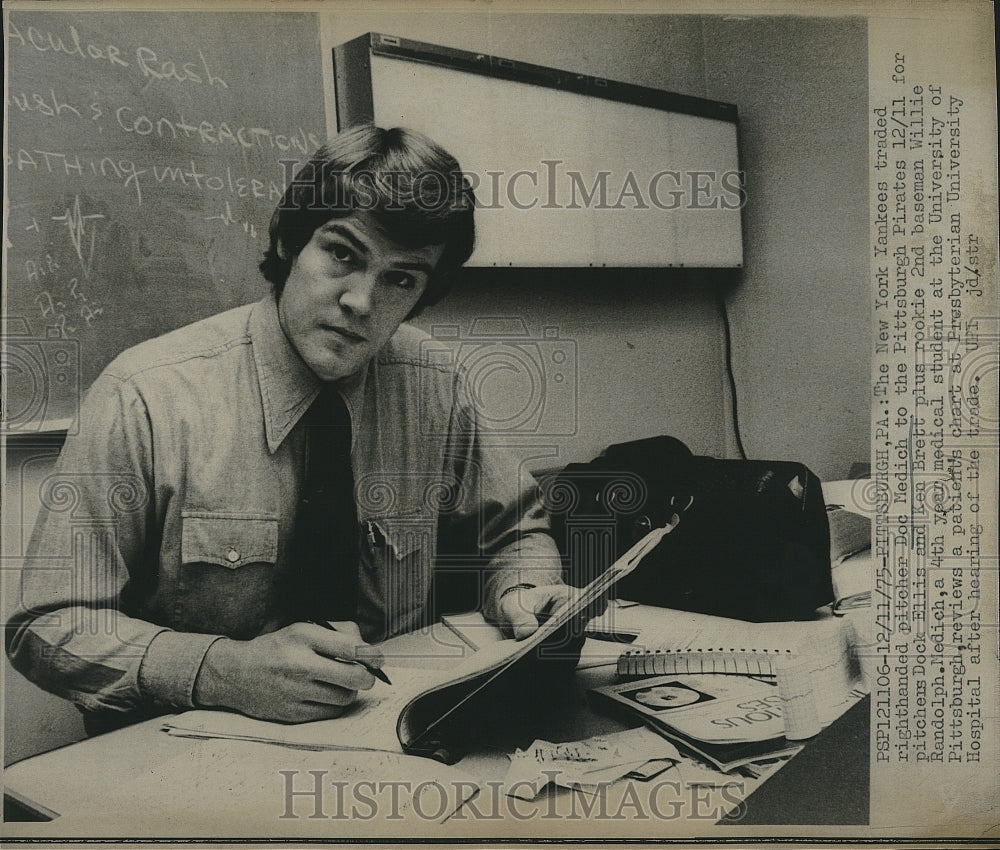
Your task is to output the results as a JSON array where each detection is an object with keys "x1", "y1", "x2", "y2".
[{"x1": 497, "y1": 584, "x2": 605, "y2": 640}]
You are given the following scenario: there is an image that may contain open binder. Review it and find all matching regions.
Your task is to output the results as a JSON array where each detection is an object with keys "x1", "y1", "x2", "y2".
[
  {"x1": 163, "y1": 520, "x2": 679, "y2": 762},
  {"x1": 396, "y1": 518, "x2": 679, "y2": 763}
]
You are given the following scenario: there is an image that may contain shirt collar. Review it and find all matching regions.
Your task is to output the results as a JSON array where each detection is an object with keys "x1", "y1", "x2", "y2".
[{"x1": 249, "y1": 295, "x2": 368, "y2": 453}]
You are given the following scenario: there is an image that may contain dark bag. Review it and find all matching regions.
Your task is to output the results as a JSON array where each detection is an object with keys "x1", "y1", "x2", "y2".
[{"x1": 542, "y1": 436, "x2": 833, "y2": 621}]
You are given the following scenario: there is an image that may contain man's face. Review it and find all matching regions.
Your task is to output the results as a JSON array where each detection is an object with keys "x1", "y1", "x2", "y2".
[{"x1": 277, "y1": 213, "x2": 444, "y2": 382}]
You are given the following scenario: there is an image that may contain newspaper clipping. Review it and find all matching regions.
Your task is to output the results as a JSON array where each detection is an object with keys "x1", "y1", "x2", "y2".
[{"x1": 2, "y1": 0, "x2": 997, "y2": 847}]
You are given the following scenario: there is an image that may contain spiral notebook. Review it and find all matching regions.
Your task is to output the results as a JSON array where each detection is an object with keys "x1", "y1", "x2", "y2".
[
  {"x1": 613, "y1": 615, "x2": 859, "y2": 739},
  {"x1": 617, "y1": 647, "x2": 793, "y2": 678}
]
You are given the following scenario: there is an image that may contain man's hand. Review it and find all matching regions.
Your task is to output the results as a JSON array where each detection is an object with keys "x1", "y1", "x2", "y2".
[
  {"x1": 193, "y1": 621, "x2": 385, "y2": 723},
  {"x1": 497, "y1": 584, "x2": 606, "y2": 640}
]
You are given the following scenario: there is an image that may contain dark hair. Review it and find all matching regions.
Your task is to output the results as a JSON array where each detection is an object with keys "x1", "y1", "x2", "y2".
[{"x1": 259, "y1": 124, "x2": 476, "y2": 316}]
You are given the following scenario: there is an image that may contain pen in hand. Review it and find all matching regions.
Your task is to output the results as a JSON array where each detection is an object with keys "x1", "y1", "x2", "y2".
[{"x1": 307, "y1": 619, "x2": 392, "y2": 685}]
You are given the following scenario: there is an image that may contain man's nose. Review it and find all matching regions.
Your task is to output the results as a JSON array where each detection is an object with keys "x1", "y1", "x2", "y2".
[{"x1": 338, "y1": 272, "x2": 375, "y2": 316}]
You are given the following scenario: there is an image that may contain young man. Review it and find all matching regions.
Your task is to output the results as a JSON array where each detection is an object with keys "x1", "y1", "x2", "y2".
[{"x1": 7, "y1": 125, "x2": 574, "y2": 730}]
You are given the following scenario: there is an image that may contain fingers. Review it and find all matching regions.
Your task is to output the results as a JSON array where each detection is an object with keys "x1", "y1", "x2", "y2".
[
  {"x1": 501, "y1": 585, "x2": 575, "y2": 640},
  {"x1": 326, "y1": 620, "x2": 363, "y2": 640},
  {"x1": 310, "y1": 657, "x2": 376, "y2": 691},
  {"x1": 295, "y1": 701, "x2": 351, "y2": 722},
  {"x1": 275, "y1": 640, "x2": 375, "y2": 720},
  {"x1": 502, "y1": 593, "x2": 542, "y2": 640},
  {"x1": 541, "y1": 586, "x2": 577, "y2": 617},
  {"x1": 279, "y1": 623, "x2": 382, "y2": 691},
  {"x1": 278, "y1": 697, "x2": 356, "y2": 723},
  {"x1": 299, "y1": 622, "x2": 385, "y2": 670},
  {"x1": 201, "y1": 626, "x2": 386, "y2": 722},
  {"x1": 500, "y1": 584, "x2": 596, "y2": 640},
  {"x1": 299, "y1": 674, "x2": 364, "y2": 706}
]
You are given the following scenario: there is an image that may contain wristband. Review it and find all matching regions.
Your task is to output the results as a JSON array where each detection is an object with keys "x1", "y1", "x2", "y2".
[{"x1": 498, "y1": 582, "x2": 536, "y2": 601}]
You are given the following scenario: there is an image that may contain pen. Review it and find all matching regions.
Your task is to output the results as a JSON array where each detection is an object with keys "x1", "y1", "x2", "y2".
[{"x1": 307, "y1": 619, "x2": 392, "y2": 685}]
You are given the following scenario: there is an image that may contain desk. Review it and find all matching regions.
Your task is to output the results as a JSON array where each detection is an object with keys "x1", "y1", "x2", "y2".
[{"x1": 3, "y1": 617, "x2": 869, "y2": 838}]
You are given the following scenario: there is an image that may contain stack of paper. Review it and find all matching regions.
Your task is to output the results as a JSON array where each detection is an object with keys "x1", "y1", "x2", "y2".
[
  {"x1": 589, "y1": 674, "x2": 803, "y2": 772},
  {"x1": 503, "y1": 727, "x2": 681, "y2": 799}
]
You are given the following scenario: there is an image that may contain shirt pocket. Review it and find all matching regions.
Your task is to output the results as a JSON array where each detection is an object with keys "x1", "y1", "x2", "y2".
[
  {"x1": 180, "y1": 512, "x2": 278, "y2": 568},
  {"x1": 176, "y1": 512, "x2": 280, "y2": 638},
  {"x1": 361, "y1": 514, "x2": 436, "y2": 639}
]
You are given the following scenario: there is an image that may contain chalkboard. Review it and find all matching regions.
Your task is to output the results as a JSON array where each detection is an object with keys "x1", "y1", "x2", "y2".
[{"x1": 4, "y1": 10, "x2": 326, "y2": 432}]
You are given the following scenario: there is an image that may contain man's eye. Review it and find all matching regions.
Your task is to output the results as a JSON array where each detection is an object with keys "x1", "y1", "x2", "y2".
[
  {"x1": 385, "y1": 271, "x2": 417, "y2": 290},
  {"x1": 328, "y1": 244, "x2": 355, "y2": 263}
]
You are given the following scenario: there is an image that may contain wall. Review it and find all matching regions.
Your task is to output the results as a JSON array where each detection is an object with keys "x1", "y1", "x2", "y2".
[
  {"x1": 702, "y1": 15, "x2": 870, "y2": 476},
  {"x1": 320, "y1": 11, "x2": 870, "y2": 476}
]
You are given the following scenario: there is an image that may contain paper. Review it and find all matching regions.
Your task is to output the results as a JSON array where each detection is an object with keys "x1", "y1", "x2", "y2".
[
  {"x1": 164, "y1": 666, "x2": 446, "y2": 753},
  {"x1": 396, "y1": 524, "x2": 680, "y2": 756},
  {"x1": 440, "y1": 609, "x2": 636, "y2": 670},
  {"x1": 617, "y1": 612, "x2": 859, "y2": 726},
  {"x1": 801, "y1": 620, "x2": 856, "y2": 725},
  {"x1": 821, "y1": 479, "x2": 878, "y2": 517},
  {"x1": 440, "y1": 611, "x2": 505, "y2": 650},
  {"x1": 50, "y1": 737, "x2": 480, "y2": 834},
  {"x1": 600, "y1": 674, "x2": 788, "y2": 745},
  {"x1": 630, "y1": 607, "x2": 843, "y2": 655},
  {"x1": 670, "y1": 754, "x2": 747, "y2": 787},
  {"x1": 503, "y1": 728, "x2": 681, "y2": 799},
  {"x1": 577, "y1": 637, "x2": 635, "y2": 669},
  {"x1": 585, "y1": 601, "x2": 643, "y2": 641},
  {"x1": 775, "y1": 658, "x2": 822, "y2": 740}
]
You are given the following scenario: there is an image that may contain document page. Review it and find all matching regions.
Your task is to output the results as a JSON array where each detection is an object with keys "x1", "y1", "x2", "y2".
[
  {"x1": 163, "y1": 666, "x2": 447, "y2": 753},
  {"x1": 50, "y1": 738, "x2": 480, "y2": 835}
]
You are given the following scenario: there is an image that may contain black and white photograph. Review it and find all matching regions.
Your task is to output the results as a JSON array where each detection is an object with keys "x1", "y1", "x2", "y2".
[
  {"x1": 2, "y1": 0, "x2": 997, "y2": 845},
  {"x1": 625, "y1": 683, "x2": 712, "y2": 712}
]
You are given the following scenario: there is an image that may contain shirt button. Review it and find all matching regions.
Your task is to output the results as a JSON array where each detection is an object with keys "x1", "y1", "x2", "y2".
[{"x1": 226, "y1": 548, "x2": 240, "y2": 563}]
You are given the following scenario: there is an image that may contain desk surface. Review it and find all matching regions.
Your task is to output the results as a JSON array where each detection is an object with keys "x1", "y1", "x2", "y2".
[{"x1": 4, "y1": 617, "x2": 869, "y2": 838}]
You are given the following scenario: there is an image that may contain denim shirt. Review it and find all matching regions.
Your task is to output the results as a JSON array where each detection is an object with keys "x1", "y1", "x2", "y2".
[{"x1": 6, "y1": 295, "x2": 562, "y2": 721}]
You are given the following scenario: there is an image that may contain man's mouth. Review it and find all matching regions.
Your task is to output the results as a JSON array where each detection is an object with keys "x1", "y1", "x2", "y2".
[{"x1": 322, "y1": 324, "x2": 366, "y2": 343}]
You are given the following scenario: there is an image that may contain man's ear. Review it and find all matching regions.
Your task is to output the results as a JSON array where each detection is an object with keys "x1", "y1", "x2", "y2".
[{"x1": 276, "y1": 239, "x2": 287, "y2": 260}]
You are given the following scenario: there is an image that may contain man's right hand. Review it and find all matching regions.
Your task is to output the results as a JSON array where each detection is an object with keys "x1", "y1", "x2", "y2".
[{"x1": 192, "y1": 621, "x2": 384, "y2": 722}]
